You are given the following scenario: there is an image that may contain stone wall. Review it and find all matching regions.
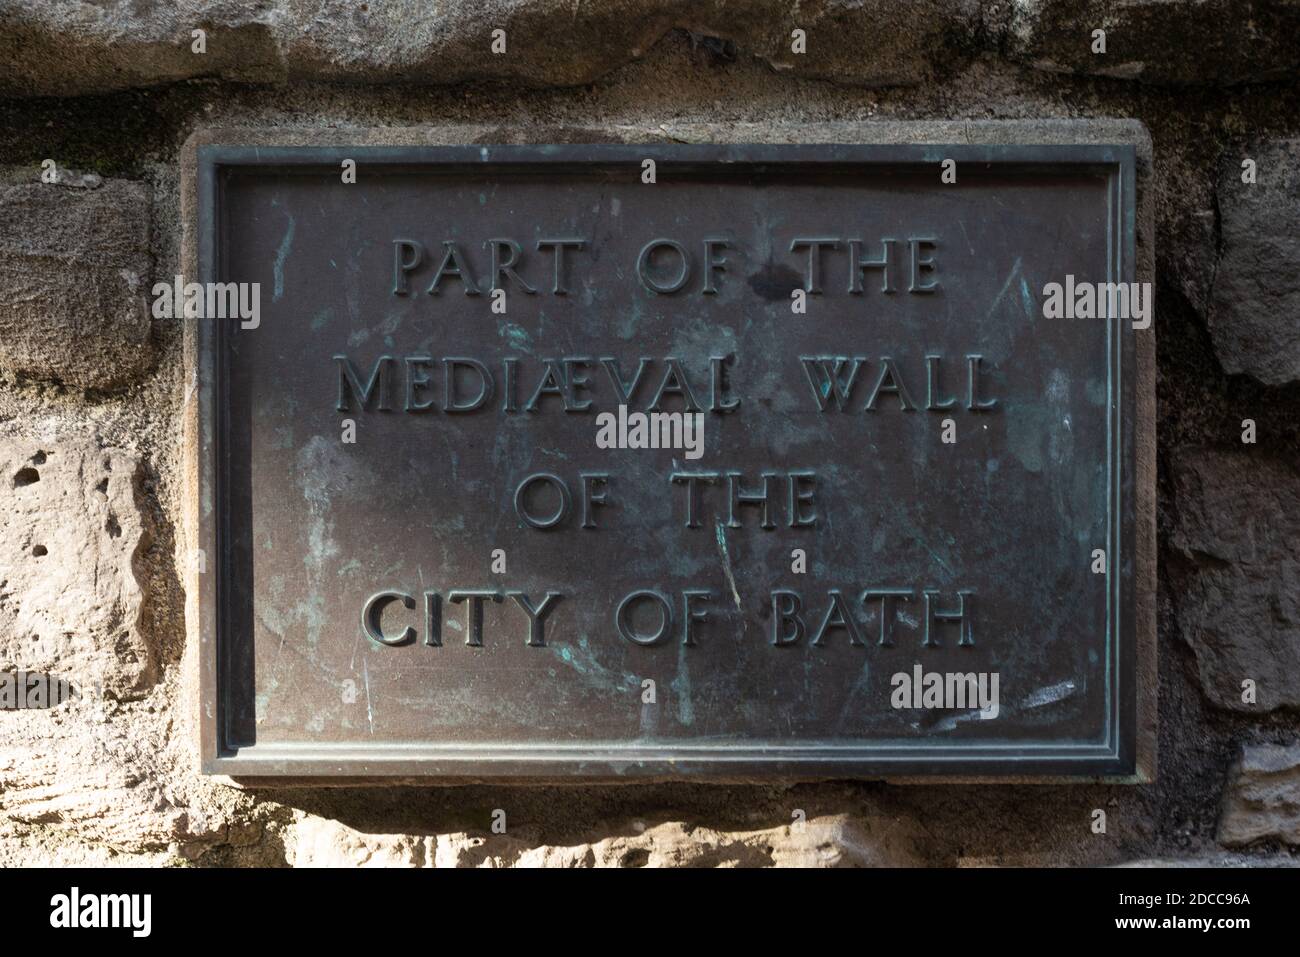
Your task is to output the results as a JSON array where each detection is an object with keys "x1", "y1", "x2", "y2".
[{"x1": 0, "y1": 0, "x2": 1297, "y2": 867}]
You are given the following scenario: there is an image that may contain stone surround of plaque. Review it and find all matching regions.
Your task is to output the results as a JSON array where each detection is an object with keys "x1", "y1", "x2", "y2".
[{"x1": 193, "y1": 142, "x2": 1146, "y2": 778}]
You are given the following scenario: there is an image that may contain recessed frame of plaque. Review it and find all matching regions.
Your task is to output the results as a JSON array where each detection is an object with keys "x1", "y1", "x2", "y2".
[{"x1": 190, "y1": 137, "x2": 1153, "y2": 781}]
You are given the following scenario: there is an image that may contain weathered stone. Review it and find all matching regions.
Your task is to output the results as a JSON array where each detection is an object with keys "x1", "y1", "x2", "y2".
[
  {"x1": 17, "y1": 0, "x2": 1294, "y2": 95},
  {"x1": 0, "y1": 687, "x2": 253, "y2": 855},
  {"x1": 0, "y1": 172, "x2": 153, "y2": 389},
  {"x1": 290, "y1": 816, "x2": 428, "y2": 867},
  {"x1": 286, "y1": 812, "x2": 933, "y2": 868},
  {"x1": 1207, "y1": 139, "x2": 1300, "y2": 386},
  {"x1": 0, "y1": 822, "x2": 173, "y2": 866},
  {"x1": 1166, "y1": 205, "x2": 1217, "y2": 315},
  {"x1": 1118, "y1": 854, "x2": 1300, "y2": 867},
  {"x1": 0, "y1": 432, "x2": 155, "y2": 696},
  {"x1": 1006, "y1": 0, "x2": 1300, "y2": 86},
  {"x1": 0, "y1": 709, "x2": 183, "y2": 850},
  {"x1": 0, "y1": 1, "x2": 978, "y2": 97},
  {"x1": 1218, "y1": 744, "x2": 1300, "y2": 847},
  {"x1": 1169, "y1": 451, "x2": 1300, "y2": 712}
]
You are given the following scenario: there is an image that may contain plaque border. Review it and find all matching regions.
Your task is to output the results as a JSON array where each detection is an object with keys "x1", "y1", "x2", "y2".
[{"x1": 187, "y1": 135, "x2": 1151, "y2": 782}]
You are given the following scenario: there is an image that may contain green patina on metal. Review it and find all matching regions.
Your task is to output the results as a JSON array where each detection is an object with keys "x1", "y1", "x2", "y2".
[{"x1": 194, "y1": 143, "x2": 1141, "y2": 779}]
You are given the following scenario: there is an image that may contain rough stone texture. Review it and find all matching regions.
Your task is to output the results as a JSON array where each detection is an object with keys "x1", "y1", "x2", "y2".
[
  {"x1": 0, "y1": 0, "x2": 979, "y2": 98},
  {"x1": 4, "y1": 1, "x2": 1298, "y2": 98},
  {"x1": 1169, "y1": 451, "x2": 1300, "y2": 713},
  {"x1": 0, "y1": 824, "x2": 173, "y2": 866},
  {"x1": 0, "y1": 172, "x2": 153, "y2": 389},
  {"x1": 0, "y1": 431, "x2": 155, "y2": 697},
  {"x1": 0, "y1": 673, "x2": 269, "y2": 859},
  {"x1": 1005, "y1": 0, "x2": 1300, "y2": 86},
  {"x1": 286, "y1": 811, "x2": 932, "y2": 867},
  {"x1": 1118, "y1": 854, "x2": 1300, "y2": 867},
  {"x1": 1206, "y1": 139, "x2": 1300, "y2": 386},
  {"x1": 1, "y1": 698, "x2": 207, "y2": 850},
  {"x1": 1218, "y1": 744, "x2": 1300, "y2": 847}
]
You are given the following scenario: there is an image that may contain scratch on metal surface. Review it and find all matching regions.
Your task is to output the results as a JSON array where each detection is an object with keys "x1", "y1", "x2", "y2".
[
  {"x1": 363, "y1": 657, "x2": 374, "y2": 735},
  {"x1": 1019, "y1": 274, "x2": 1035, "y2": 320},
  {"x1": 1021, "y1": 679, "x2": 1078, "y2": 709},
  {"x1": 906, "y1": 529, "x2": 954, "y2": 577},
  {"x1": 273, "y1": 208, "x2": 296, "y2": 302},
  {"x1": 986, "y1": 256, "x2": 1023, "y2": 319},
  {"x1": 934, "y1": 709, "x2": 986, "y2": 732},
  {"x1": 714, "y1": 521, "x2": 749, "y2": 638}
]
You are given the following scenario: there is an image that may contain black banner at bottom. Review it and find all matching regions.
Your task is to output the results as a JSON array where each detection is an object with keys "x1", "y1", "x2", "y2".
[{"x1": 0, "y1": 864, "x2": 1285, "y2": 943}]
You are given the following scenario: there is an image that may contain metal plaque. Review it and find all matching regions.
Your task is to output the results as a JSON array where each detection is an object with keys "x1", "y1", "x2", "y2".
[{"x1": 194, "y1": 143, "x2": 1144, "y2": 778}]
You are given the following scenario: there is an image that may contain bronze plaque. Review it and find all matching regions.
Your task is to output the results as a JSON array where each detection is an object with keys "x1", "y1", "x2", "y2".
[{"x1": 194, "y1": 143, "x2": 1143, "y2": 778}]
